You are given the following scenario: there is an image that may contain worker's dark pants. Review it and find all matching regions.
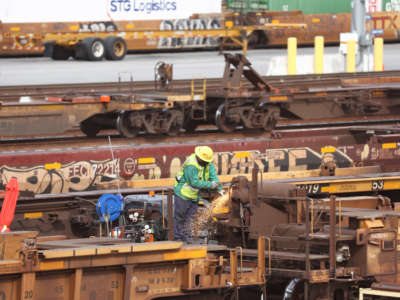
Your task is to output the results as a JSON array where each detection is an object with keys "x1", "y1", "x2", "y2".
[{"x1": 174, "y1": 194, "x2": 198, "y2": 241}]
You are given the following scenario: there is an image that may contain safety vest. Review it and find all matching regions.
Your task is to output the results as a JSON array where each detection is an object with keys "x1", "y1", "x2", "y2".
[{"x1": 174, "y1": 154, "x2": 210, "y2": 201}]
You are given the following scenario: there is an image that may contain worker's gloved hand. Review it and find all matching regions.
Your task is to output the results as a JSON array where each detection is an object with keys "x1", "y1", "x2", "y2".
[
  {"x1": 218, "y1": 190, "x2": 225, "y2": 196},
  {"x1": 211, "y1": 181, "x2": 220, "y2": 189}
]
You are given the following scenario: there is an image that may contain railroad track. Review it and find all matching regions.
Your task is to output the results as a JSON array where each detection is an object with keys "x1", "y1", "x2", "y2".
[{"x1": 1, "y1": 115, "x2": 399, "y2": 148}]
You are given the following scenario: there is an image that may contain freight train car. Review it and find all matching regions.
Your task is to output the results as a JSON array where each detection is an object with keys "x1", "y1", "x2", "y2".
[
  {"x1": 1, "y1": 126, "x2": 400, "y2": 238},
  {"x1": 0, "y1": 231, "x2": 267, "y2": 300},
  {"x1": 210, "y1": 170, "x2": 400, "y2": 299},
  {"x1": 2, "y1": 57, "x2": 400, "y2": 138},
  {"x1": 226, "y1": 0, "x2": 398, "y2": 14},
  {"x1": 1, "y1": 127, "x2": 399, "y2": 196}
]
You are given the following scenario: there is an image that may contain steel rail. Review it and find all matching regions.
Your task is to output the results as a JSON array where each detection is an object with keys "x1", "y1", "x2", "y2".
[{"x1": 0, "y1": 116, "x2": 399, "y2": 148}]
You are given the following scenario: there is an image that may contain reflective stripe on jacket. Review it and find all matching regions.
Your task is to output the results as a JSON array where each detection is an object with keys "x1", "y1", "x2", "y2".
[{"x1": 174, "y1": 154, "x2": 210, "y2": 201}]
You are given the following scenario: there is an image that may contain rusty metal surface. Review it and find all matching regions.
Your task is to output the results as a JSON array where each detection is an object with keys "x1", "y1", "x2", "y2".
[
  {"x1": 2, "y1": 70, "x2": 400, "y2": 100},
  {"x1": 2, "y1": 57, "x2": 400, "y2": 137},
  {"x1": 215, "y1": 171, "x2": 400, "y2": 297},
  {"x1": 0, "y1": 232, "x2": 266, "y2": 300},
  {"x1": 1, "y1": 128, "x2": 399, "y2": 195},
  {"x1": 1, "y1": 11, "x2": 400, "y2": 55}
]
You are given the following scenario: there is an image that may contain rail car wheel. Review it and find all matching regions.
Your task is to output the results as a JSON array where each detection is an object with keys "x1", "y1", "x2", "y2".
[
  {"x1": 167, "y1": 122, "x2": 182, "y2": 136},
  {"x1": 116, "y1": 112, "x2": 140, "y2": 138},
  {"x1": 263, "y1": 109, "x2": 279, "y2": 131},
  {"x1": 215, "y1": 103, "x2": 236, "y2": 133},
  {"x1": 167, "y1": 111, "x2": 184, "y2": 136},
  {"x1": 81, "y1": 37, "x2": 105, "y2": 61},
  {"x1": 80, "y1": 120, "x2": 100, "y2": 137},
  {"x1": 104, "y1": 36, "x2": 127, "y2": 61}
]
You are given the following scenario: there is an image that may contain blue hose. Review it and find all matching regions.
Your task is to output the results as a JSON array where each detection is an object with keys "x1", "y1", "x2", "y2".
[{"x1": 96, "y1": 194, "x2": 123, "y2": 223}]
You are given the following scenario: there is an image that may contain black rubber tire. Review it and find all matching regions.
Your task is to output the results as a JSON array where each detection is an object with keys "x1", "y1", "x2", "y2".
[
  {"x1": 52, "y1": 45, "x2": 73, "y2": 60},
  {"x1": 104, "y1": 36, "x2": 127, "y2": 61},
  {"x1": 80, "y1": 37, "x2": 105, "y2": 61}
]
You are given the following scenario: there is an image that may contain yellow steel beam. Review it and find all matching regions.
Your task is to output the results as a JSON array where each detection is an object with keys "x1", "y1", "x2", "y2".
[{"x1": 296, "y1": 175, "x2": 400, "y2": 194}]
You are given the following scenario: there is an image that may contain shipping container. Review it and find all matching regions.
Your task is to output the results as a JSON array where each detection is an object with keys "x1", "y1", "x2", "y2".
[
  {"x1": 0, "y1": 0, "x2": 221, "y2": 23},
  {"x1": 383, "y1": 0, "x2": 400, "y2": 11},
  {"x1": 227, "y1": 0, "x2": 400, "y2": 14},
  {"x1": 267, "y1": 0, "x2": 351, "y2": 14},
  {"x1": 226, "y1": 0, "x2": 269, "y2": 13}
]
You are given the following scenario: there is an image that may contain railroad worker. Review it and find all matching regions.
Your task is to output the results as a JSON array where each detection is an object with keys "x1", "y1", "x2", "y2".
[{"x1": 173, "y1": 145, "x2": 222, "y2": 242}]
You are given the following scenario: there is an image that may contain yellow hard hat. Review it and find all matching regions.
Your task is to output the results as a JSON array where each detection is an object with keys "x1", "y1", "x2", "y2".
[{"x1": 195, "y1": 146, "x2": 214, "y2": 163}]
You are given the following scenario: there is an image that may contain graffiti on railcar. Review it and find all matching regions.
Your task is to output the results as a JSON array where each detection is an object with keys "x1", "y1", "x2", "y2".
[
  {"x1": 158, "y1": 17, "x2": 221, "y2": 48},
  {"x1": 0, "y1": 147, "x2": 353, "y2": 194},
  {"x1": 79, "y1": 22, "x2": 117, "y2": 32}
]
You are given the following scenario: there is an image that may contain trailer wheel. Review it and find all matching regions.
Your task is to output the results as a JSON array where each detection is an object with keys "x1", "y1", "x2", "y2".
[
  {"x1": 81, "y1": 37, "x2": 105, "y2": 61},
  {"x1": 104, "y1": 36, "x2": 127, "y2": 60},
  {"x1": 52, "y1": 45, "x2": 73, "y2": 60}
]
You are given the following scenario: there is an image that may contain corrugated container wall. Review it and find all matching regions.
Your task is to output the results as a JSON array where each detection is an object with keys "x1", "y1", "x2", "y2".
[
  {"x1": 226, "y1": 0, "x2": 400, "y2": 13},
  {"x1": 383, "y1": 0, "x2": 400, "y2": 11},
  {"x1": 268, "y1": 0, "x2": 351, "y2": 14},
  {"x1": 226, "y1": 0, "x2": 269, "y2": 12}
]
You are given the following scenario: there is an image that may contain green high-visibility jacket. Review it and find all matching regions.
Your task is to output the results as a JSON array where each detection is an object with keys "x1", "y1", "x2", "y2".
[{"x1": 174, "y1": 153, "x2": 221, "y2": 201}]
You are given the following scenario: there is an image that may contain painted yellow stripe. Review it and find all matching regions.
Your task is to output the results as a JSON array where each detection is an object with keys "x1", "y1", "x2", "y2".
[
  {"x1": 321, "y1": 146, "x2": 336, "y2": 153},
  {"x1": 39, "y1": 105, "x2": 64, "y2": 110},
  {"x1": 270, "y1": 95, "x2": 288, "y2": 102},
  {"x1": 125, "y1": 24, "x2": 135, "y2": 29},
  {"x1": 45, "y1": 162, "x2": 61, "y2": 170},
  {"x1": 163, "y1": 248, "x2": 207, "y2": 260},
  {"x1": 42, "y1": 250, "x2": 74, "y2": 259},
  {"x1": 24, "y1": 212, "x2": 43, "y2": 219},
  {"x1": 321, "y1": 182, "x2": 374, "y2": 194},
  {"x1": 10, "y1": 27, "x2": 20, "y2": 32},
  {"x1": 138, "y1": 157, "x2": 155, "y2": 164},
  {"x1": 225, "y1": 21, "x2": 234, "y2": 28},
  {"x1": 382, "y1": 143, "x2": 397, "y2": 149},
  {"x1": 373, "y1": 90, "x2": 385, "y2": 96},
  {"x1": 40, "y1": 261, "x2": 64, "y2": 271},
  {"x1": 234, "y1": 152, "x2": 250, "y2": 158},
  {"x1": 383, "y1": 180, "x2": 400, "y2": 190}
]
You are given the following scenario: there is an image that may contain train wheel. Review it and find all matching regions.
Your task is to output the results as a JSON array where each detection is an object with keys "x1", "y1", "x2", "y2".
[
  {"x1": 215, "y1": 103, "x2": 236, "y2": 133},
  {"x1": 167, "y1": 123, "x2": 182, "y2": 136},
  {"x1": 104, "y1": 36, "x2": 127, "y2": 61},
  {"x1": 116, "y1": 112, "x2": 140, "y2": 138},
  {"x1": 81, "y1": 37, "x2": 105, "y2": 61},
  {"x1": 263, "y1": 109, "x2": 279, "y2": 131},
  {"x1": 80, "y1": 120, "x2": 100, "y2": 137},
  {"x1": 167, "y1": 111, "x2": 183, "y2": 136}
]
